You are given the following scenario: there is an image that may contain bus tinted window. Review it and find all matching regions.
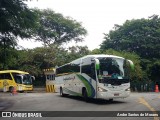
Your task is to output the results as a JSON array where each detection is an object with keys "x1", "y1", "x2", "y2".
[
  {"x1": 82, "y1": 64, "x2": 91, "y2": 77},
  {"x1": 14, "y1": 76, "x2": 22, "y2": 84},
  {"x1": 12, "y1": 73, "x2": 22, "y2": 84},
  {"x1": 23, "y1": 75, "x2": 32, "y2": 85},
  {"x1": 56, "y1": 63, "x2": 80, "y2": 75},
  {"x1": 0, "y1": 73, "x2": 12, "y2": 80},
  {"x1": 82, "y1": 63, "x2": 96, "y2": 80}
]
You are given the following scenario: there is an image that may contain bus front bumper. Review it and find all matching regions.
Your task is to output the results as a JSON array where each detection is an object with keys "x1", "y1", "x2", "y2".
[
  {"x1": 96, "y1": 91, "x2": 130, "y2": 100},
  {"x1": 17, "y1": 85, "x2": 33, "y2": 91}
]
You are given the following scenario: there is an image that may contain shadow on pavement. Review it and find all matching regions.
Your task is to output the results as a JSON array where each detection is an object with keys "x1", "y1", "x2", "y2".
[{"x1": 57, "y1": 95, "x2": 127, "y2": 105}]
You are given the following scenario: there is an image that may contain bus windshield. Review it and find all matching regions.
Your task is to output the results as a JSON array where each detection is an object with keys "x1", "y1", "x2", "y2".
[
  {"x1": 13, "y1": 73, "x2": 32, "y2": 85},
  {"x1": 97, "y1": 57, "x2": 130, "y2": 85},
  {"x1": 23, "y1": 74, "x2": 32, "y2": 85}
]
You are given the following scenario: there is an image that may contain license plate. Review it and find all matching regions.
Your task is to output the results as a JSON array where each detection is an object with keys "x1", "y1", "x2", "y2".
[{"x1": 114, "y1": 93, "x2": 119, "y2": 96}]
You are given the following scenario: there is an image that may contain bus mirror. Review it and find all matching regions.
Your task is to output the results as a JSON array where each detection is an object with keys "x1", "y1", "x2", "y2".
[
  {"x1": 95, "y1": 59, "x2": 100, "y2": 70},
  {"x1": 127, "y1": 60, "x2": 134, "y2": 71},
  {"x1": 31, "y1": 76, "x2": 35, "y2": 81}
]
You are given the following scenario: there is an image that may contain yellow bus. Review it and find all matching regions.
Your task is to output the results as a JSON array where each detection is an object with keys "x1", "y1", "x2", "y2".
[
  {"x1": 0, "y1": 70, "x2": 34, "y2": 92},
  {"x1": 43, "y1": 68, "x2": 56, "y2": 92}
]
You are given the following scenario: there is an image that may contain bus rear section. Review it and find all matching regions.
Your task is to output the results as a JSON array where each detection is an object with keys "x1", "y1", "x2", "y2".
[{"x1": 0, "y1": 70, "x2": 34, "y2": 92}]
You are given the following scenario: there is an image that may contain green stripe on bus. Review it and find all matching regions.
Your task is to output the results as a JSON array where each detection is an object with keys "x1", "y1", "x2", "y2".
[{"x1": 76, "y1": 74, "x2": 93, "y2": 97}]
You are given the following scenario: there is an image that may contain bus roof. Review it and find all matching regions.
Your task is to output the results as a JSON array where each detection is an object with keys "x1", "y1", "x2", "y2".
[
  {"x1": 79, "y1": 54, "x2": 124, "y2": 59},
  {"x1": 0, "y1": 70, "x2": 29, "y2": 74},
  {"x1": 57, "y1": 54, "x2": 124, "y2": 68}
]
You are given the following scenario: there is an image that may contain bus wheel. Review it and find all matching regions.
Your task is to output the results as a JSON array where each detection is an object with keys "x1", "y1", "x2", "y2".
[
  {"x1": 9, "y1": 86, "x2": 14, "y2": 93},
  {"x1": 83, "y1": 89, "x2": 89, "y2": 102},
  {"x1": 60, "y1": 87, "x2": 65, "y2": 97},
  {"x1": 19, "y1": 91, "x2": 24, "y2": 93},
  {"x1": 109, "y1": 99, "x2": 113, "y2": 102}
]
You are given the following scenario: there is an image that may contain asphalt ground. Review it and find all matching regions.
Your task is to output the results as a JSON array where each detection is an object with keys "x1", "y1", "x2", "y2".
[{"x1": 0, "y1": 92, "x2": 160, "y2": 120}]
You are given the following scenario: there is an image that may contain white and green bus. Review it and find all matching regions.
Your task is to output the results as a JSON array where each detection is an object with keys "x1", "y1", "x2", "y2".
[{"x1": 55, "y1": 54, "x2": 134, "y2": 101}]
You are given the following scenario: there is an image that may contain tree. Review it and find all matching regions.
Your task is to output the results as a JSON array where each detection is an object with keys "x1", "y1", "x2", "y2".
[
  {"x1": 0, "y1": 0, "x2": 37, "y2": 69},
  {"x1": 13, "y1": 45, "x2": 89, "y2": 74},
  {"x1": 0, "y1": 47, "x2": 18, "y2": 69},
  {"x1": 91, "y1": 48, "x2": 103, "y2": 54},
  {"x1": 100, "y1": 15, "x2": 160, "y2": 82},
  {"x1": 100, "y1": 15, "x2": 160, "y2": 59},
  {"x1": 33, "y1": 9, "x2": 87, "y2": 45},
  {"x1": 0, "y1": 0, "x2": 36, "y2": 38},
  {"x1": 66, "y1": 46, "x2": 90, "y2": 62},
  {"x1": 147, "y1": 60, "x2": 160, "y2": 83},
  {"x1": 15, "y1": 46, "x2": 61, "y2": 75}
]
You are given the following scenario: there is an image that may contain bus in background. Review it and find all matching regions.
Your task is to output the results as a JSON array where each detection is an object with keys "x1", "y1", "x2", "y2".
[
  {"x1": 0, "y1": 70, "x2": 35, "y2": 92},
  {"x1": 43, "y1": 68, "x2": 56, "y2": 92},
  {"x1": 55, "y1": 54, "x2": 134, "y2": 101}
]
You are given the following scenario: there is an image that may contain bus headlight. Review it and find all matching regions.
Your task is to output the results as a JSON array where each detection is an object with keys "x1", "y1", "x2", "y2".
[
  {"x1": 98, "y1": 87, "x2": 107, "y2": 92},
  {"x1": 125, "y1": 88, "x2": 130, "y2": 91}
]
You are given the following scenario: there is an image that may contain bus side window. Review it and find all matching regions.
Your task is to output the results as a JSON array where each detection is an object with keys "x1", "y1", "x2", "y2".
[
  {"x1": 91, "y1": 63, "x2": 96, "y2": 80},
  {"x1": 82, "y1": 64, "x2": 91, "y2": 77},
  {"x1": 0, "y1": 73, "x2": 12, "y2": 80},
  {"x1": 0, "y1": 74, "x2": 3, "y2": 80},
  {"x1": 15, "y1": 76, "x2": 22, "y2": 84}
]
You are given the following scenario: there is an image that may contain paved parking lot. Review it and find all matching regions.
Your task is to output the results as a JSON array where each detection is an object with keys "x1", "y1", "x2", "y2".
[{"x1": 0, "y1": 92, "x2": 160, "y2": 120}]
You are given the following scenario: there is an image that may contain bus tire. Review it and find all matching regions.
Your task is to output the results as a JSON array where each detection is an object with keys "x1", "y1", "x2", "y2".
[
  {"x1": 20, "y1": 91, "x2": 24, "y2": 93},
  {"x1": 9, "y1": 86, "x2": 14, "y2": 93},
  {"x1": 109, "y1": 99, "x2": 113, "y2": 102},
  {"x1": 83, "y1": 89, "x2": 89, "y2": 102},
  {"x1": 60, "y1": 87, "x2": 66, "y2": 97}
]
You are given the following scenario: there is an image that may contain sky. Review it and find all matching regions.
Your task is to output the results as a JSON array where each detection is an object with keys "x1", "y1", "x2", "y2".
[{"x1": 18, "y1": 0, "x2": 160, "y2": 50}]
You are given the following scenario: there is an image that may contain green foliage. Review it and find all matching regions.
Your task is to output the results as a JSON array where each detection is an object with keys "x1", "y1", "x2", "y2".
[
  {"x1": 6, "y1": 45, "x2": 89, "y2": 76},
  {"x1": 0, "y1": 0, "x2": 37, "y2": 38},
  {"x1": 100, "y1": 15, "x2": 160, "y2": 81},
  {"x1": 90, "y1": 49, "x2": 102, "y2": 54},
  {"x1": 0, "y1": 0, "x2": 37, "y2": 69},
  {"x1": 0, "y1": 1, "x2": 87, "y2": 70},
  {"x1": 66, "y1": 46, "x2": 90, "y2": 62},
  {"x1": 101, "y1": 15, "x2": 160, "y2": 59},
  {"x1": 33, "y1": 9, "x2": 87, "y2": 45},
  {"x1": 0, "y1": 46, "x2": 19, "y2": 70},
  {"x1": 15, "y1": 46, "x2": 61, "y2": 75},
  {"x1": 147, "y1": 59, "x2": 160, "y2": 82}
]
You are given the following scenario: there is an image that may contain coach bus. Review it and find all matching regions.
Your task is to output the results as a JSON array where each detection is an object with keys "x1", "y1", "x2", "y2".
[
  {"x1": 55, "y1": 54, "x2": 134, "y2": 101},
  {"x1": 0, "y1": 70, "x2": 34, "y2": 92}
]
